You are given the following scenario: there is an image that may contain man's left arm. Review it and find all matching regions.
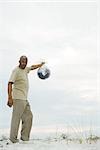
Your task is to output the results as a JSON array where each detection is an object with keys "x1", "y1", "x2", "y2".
[{"x1": 31, "y1": 62, "x2": 45, "y2": 70}]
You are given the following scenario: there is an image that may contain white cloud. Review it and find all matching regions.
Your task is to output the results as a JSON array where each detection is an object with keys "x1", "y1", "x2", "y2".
[{"x1": 0, "y1": 1, "x2": 98, "y2": 130}]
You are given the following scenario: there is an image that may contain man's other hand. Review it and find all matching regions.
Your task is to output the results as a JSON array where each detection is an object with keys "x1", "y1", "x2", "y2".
[{"x1": 7, "y1": 98, "x2": 13, "y2": 107}]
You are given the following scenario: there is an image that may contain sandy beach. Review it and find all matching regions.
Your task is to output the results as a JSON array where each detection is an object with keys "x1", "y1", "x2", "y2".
[{"x1": 0, "y1": 134, "x2": 99, "y2": 150}]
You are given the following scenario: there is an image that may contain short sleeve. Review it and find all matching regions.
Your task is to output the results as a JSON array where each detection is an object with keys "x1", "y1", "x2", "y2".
[
  {"x1": 9, "y1": 69, "x2": 17, "y2": 83},
  {"x1": 26, "y1": 67, "x2": 32, "y2": 73}
]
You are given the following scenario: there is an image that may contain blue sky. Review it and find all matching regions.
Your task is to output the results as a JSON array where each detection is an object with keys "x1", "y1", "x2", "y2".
[{"x1": 0, "y1": 0, "x2": 99, "y2": 135}]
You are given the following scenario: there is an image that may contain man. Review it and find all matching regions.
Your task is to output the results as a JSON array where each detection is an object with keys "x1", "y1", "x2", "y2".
[{"x1": 7, "y1": 56, "x2": 45, "y2": 143}]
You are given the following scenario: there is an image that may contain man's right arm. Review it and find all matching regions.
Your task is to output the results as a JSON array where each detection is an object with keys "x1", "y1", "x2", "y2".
[{"x1": 7, "y1": 82, "x2": 13, "y2": 107}]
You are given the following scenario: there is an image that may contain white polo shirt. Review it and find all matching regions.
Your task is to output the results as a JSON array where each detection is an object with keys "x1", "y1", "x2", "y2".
[{"x1": 9, "y1": 66, "x2": 32, "y2": 100}]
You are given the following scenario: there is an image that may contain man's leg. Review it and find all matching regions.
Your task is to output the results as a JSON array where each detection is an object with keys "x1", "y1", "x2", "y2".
[
  {"x1": 21, "y1": 101, "x2": 33, "y2": 141},
  {"x1": 10, "y1": 100, "x2": 26, "y2": 143}
]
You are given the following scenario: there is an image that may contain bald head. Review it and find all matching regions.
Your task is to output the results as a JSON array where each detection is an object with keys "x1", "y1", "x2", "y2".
[
  {"x1": 19, "y1": 55, "x2": 28, "y2": 69},
  {"x1": 19, "y1": 55, "x2": 28, "y2": 62}
]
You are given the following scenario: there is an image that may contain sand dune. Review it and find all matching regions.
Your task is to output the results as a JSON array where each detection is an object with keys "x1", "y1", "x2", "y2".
[{"x1": 0, "y1": 136, "x2": 99, "y2": 150}]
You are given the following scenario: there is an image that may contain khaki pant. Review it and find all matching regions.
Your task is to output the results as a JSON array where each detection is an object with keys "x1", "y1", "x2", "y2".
[{"x1": 10, "y1": 99, "x2": 33, "y2": 143}]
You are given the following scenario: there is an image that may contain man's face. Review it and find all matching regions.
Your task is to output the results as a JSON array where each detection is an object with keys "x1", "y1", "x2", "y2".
[{"x1": 19, "y1": 58, "x2": 27, "y2": 69}]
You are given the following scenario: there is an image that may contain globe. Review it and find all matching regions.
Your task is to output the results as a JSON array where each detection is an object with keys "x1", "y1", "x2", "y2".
[{"x1": 37, "y1": 67, "x2": 50, "y2": 80}]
